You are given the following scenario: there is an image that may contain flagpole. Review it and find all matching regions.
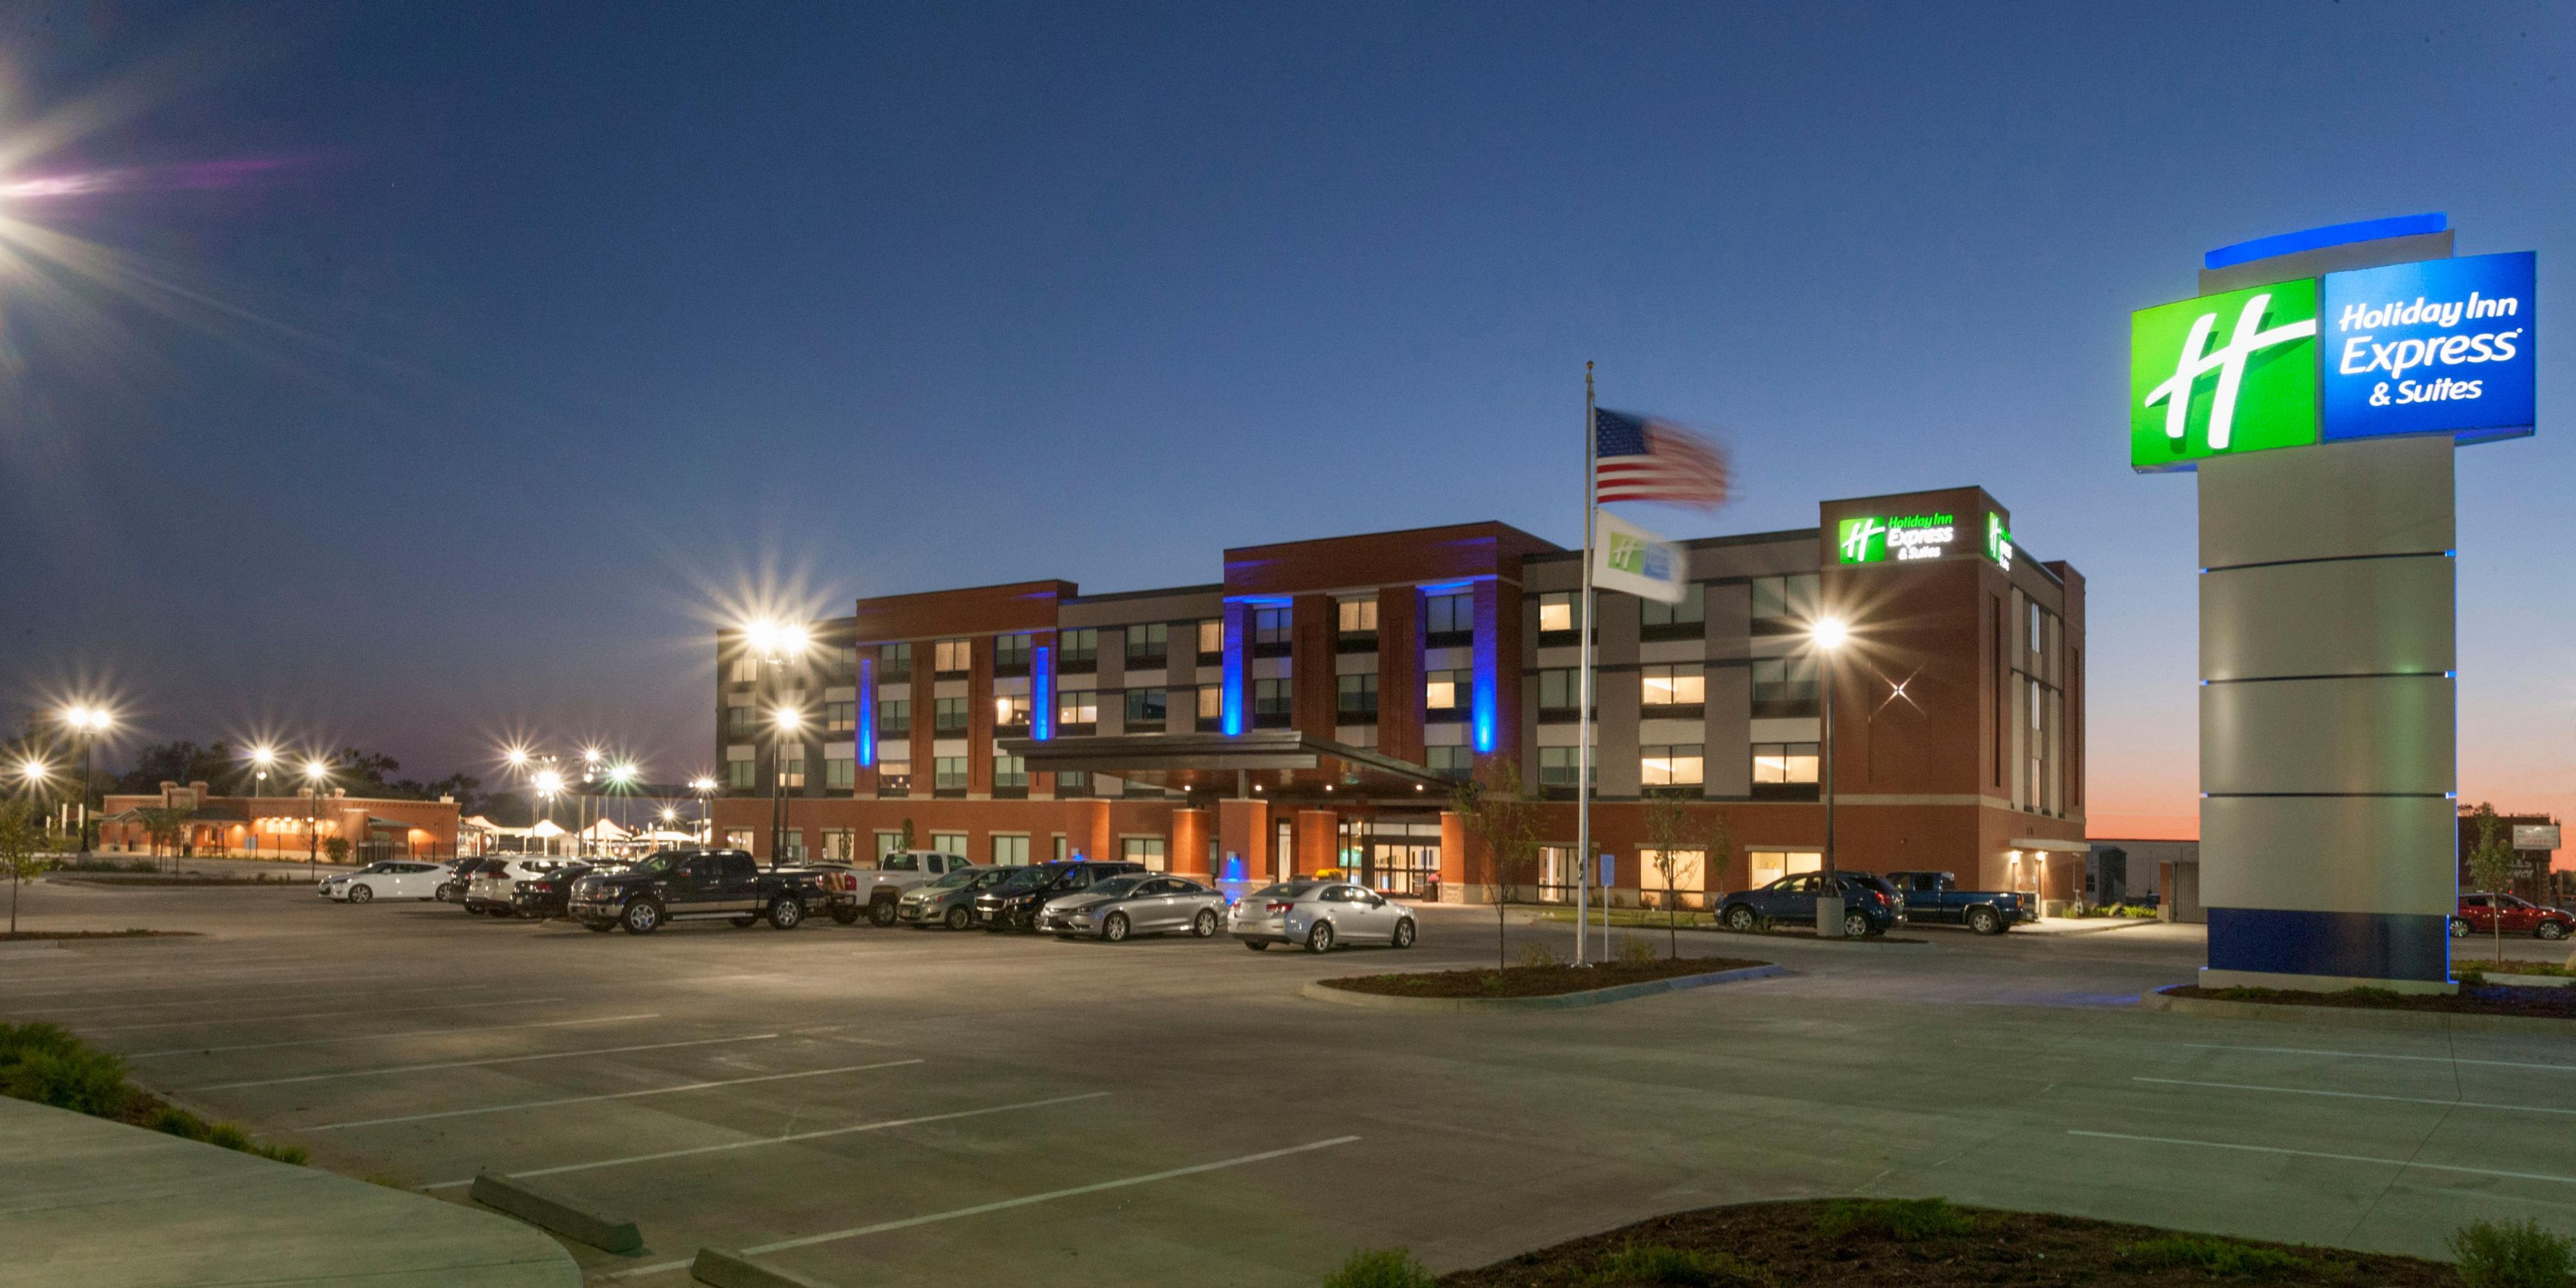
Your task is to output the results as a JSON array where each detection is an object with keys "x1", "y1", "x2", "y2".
[{"x1": 1576, "y1": 362, "x2": 1597, "y2": 966}]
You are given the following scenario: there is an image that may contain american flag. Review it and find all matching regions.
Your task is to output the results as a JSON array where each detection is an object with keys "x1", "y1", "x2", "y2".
[{"x1": 1595, "y1": 408, "x2": 1730, "y2": 509}]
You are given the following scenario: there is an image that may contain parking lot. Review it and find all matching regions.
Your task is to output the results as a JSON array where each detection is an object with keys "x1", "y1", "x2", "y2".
[{"x1": 9, "y1": 875, "x2": 2576, "y2": 1285}]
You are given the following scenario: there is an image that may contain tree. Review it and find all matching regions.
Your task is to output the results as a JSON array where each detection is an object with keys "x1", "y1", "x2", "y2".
[
  {"x1": 2466, "y1": 802, "x2": 2519, "y2": 965},
  {"x1": 0, "y1": 799, "x2": 70, "y2": 936},
  {"x1": 1452, "y1": 758, "x2": 1540, "y2": 972},
  {"x1": 1644, "y1": 795, "x2": 1734, "y2": 959},
  {"x1": 899, "y1": 818, "x2": 916, "y2": 851},
  {"x1": 113, "y1": 740, "x2": 239, "y2": 794},
  {"x1": 323, "y1": 837, "x2": 352, "y2": 866},
  {"x1": 135, "y1": 807, "x2": 189, "y2": 864}
]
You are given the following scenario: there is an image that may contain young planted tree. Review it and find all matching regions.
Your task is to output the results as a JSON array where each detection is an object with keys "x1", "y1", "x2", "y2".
[
  {"x1": 1, "y1": 800, "x2": 69, "y2": 936},
  {"x1": 323, "y1": 837, "x2": 352, "y2": 867},
  {"x1": 2465, "y1": 802, "x2": 2519, "y2": 965},
  {"x1": 1452, "y1": 759, "x2": 1541, "y2": 972},
  {"x1": 136, "y1": 807, "x2": 188, "y2": 865},
  {"x1": 1644, "y1": 795, "x2": 1734, "y2": 959}
]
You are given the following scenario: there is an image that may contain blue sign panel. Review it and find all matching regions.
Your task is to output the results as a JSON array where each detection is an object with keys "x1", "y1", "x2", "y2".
[{"x1": 2320, "y1": 251, "x2": 2535, "y2": 444}]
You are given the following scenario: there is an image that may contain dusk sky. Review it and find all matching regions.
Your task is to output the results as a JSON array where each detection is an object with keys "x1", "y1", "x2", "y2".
[{"x1": 2, "y1": 3, "x2": 2568, "y2": 837}]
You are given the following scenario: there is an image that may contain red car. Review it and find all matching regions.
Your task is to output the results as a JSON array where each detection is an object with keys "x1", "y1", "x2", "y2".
[{"x1": 2450, "y1": 893, "x2": 2575, "y2": 942}]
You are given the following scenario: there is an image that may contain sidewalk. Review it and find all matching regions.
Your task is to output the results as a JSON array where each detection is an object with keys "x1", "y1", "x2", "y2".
[{"x1": 0, "y1": 1095, "x2": 578, "y2": 1287}]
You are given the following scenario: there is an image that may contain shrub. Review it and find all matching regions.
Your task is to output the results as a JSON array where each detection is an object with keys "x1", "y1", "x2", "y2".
[
  {"x1": 1514, "y1": 940, "x2": 1564, "y2": 970},
  {"x1": 1587, "y1": 1242, "x2": 1769, "y2": 1286},
  {"x1": 1, "y1": 1046, "x2": 131, "y2": 1117},
  {"x1": 1323, "y1": 1247, "x2": 1437, "y2": 1288},
  {"x1": 1813, "y1": 1197, "x2": 1977, "y2": 1242},
  {"x1": 1615, "y1": 936, "x2": 1661, "y2": 965},
  {"x1": 2340, "y1": 986, "x2": 2405, "y2": 1003},
  {"x1": 0, "y1": 1021, "x2": 82, "y2": 1066},
  {"x1": 2115, "y1": 1235, "x2": 2308, "y2": 1277},
  {"x1": 203, "y1": 1121, "x2": 253, "y2": 1151},
  {"x1": 151, "y1": 1105, "x2": 211, "y2": 1138},
  {"x1": 2448, "y1": 1218, "x2": 2576, "y2": 1288}
]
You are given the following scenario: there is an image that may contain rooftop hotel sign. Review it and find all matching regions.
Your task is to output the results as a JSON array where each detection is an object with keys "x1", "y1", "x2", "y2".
[{"x1": 2130, "y1": 251, "x2": 2535, "y2": 471}]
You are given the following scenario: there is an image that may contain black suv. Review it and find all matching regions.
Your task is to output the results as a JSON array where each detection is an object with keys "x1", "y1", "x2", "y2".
[
  {"x1": 507, "y1": 862, "x2": 594, "y2": 920},
  {"x1": 569, "y1": 849, "x2": 831, "y2": 934},
  {"x1": 972, "y1": 860, "x2": 1147, "y2": 933}
]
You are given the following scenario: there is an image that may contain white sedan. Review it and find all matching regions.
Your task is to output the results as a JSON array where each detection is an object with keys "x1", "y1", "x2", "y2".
[
  {"x1": 1227, "y1": 880, "x2": 1417, "y2": 952},
  {"x1": 319, "y1": 861, "x2": 449, "y2": 903}
]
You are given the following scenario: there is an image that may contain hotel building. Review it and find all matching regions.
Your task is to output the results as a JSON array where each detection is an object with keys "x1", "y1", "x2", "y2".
[{"x1": 709, "y1": 485, "x2": 2087, "y2": 908}]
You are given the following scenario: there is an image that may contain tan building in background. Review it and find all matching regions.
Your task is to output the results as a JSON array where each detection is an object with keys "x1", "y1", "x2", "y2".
[{"x1": 100, "y1": 781, "x2": 461, "y2": 862}]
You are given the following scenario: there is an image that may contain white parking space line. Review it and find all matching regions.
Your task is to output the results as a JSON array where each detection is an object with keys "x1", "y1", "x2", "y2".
[
  {"x1": 426, "y1": 1090, "x2": 1113, "y2": 1189},
  {"x1": 1, "y1": 969, "x2": 428, "y2": 999},
  {"x1": 2135, "y1": 1075, "x2": 2576, "y2": 1116},
  {"x1": 79, "y1": 996, "x2": 571, "y2": 1034},
  {"x1": 187, "y1": 1032, "x2": 782, "y2": 1091},
  {"x1": 308, "y1": 1059, "x2": 925, "y2": 1130},
  {"x1": 2174, "y1": 1042, "x2": 2576, "y2": 1073},
  {"x1": 127, "y1": 1014, "x2": 659, "y2": 1059},
  {"x1": 2070, "y1": 1131, "x2": 2576, "y2": 1186},
  {"x1": 12, "y1": 983, "x2": 455, "y2": 1016},
  {"x1": 599, "y1": 1135, "x2": 1361, "y2": 1280}
]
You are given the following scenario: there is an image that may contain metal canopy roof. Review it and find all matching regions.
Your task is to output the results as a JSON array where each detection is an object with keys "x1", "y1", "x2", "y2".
[{"x1": 998, "y1": 731, "x2": 1452, "y2": 800}]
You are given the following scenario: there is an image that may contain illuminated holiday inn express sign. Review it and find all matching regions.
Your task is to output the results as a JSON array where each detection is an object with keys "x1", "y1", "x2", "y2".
[{"x1": 2131, "y1": 251, "x2": 2535, "y2": 471}]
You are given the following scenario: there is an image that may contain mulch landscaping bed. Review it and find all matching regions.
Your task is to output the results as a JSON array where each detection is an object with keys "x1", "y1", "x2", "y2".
[
  {"x1": 48, "y1": 874, "x2": 305, "y2": 887},
  {"x1": 1320, "y1": 955, "x2": 1768, "y2": 999},
  {"x1": 1, "y1": 929, "x2": 198, "y2": 941},
  {"x1": 1439, "y1": 1198, "x2": 2458, "y2": 1287},
  {"x1": 2170, "y1": 983, "x2": 2576, "y2": 1019}
]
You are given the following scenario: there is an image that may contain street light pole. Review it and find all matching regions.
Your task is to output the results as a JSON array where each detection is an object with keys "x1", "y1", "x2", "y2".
[{"x1": 1811, "y1": 618, "x2": 1849, "y2": 938}]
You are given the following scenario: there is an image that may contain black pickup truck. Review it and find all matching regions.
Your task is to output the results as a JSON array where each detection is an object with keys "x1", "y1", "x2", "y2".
[
  {"x1": 569, "y1": 849, "x2": 831, "y2": 934},
  {"x1": 1882, "y1": 870, "x2": 2028, "y2": 934}
]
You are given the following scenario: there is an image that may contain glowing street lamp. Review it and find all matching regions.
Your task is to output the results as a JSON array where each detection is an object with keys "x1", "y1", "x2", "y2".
[
  {"x1": 688, "y1": 776, "x2": 716, "y2": 846},
  {"x1": 768, "y1": 706, "x2": 804, "y2": 866},
  {"x1": 58, "y1": 704, "x2": 112, "y2": 857},
  {"x1": 302, "y1": 758, "x2": 332, "y2": 879},
  {"x1": 1810, "y1": 616, "x2": 1851, "y2": 938},
  {"x1": 248, "y1": 744, "x2": 277, "y2": 799}
]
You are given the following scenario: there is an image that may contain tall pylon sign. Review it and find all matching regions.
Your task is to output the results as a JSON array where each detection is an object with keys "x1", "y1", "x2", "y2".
[{"x1": 2130, "y1": 213, "x2": 2537, "y2": 992}]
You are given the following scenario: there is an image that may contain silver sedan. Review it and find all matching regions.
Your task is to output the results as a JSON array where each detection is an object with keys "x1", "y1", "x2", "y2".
[
  {"x1": 1038, "y1": 875, "x2": 1228, "y2": 942},
  {"x1": 1227, "y1": 880, "x2": 1417, "y2": 952}
]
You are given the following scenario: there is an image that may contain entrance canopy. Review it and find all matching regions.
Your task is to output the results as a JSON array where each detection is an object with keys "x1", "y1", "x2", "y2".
[{"x1": 1000, "y1": 731, "x2": 1452, "y2": 800}]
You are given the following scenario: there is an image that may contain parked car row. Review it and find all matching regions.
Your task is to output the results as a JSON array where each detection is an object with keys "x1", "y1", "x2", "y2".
[
  {"x1": 2451, "y1": 893, "x2": 2575, "y2": 940},
  {"x1": 317, "y1": 848, "x2": 1423, "y2": 954}
]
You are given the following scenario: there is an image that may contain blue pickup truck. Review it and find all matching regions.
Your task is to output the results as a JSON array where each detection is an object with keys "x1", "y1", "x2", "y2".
[{"x1": 1882, "y1": 870, "x2": 2027, "y2": 934}]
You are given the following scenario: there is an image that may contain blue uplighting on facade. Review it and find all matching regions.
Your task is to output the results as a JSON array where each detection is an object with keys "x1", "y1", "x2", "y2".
[
  {"x1": 856, "y1": 657, "x2": 876, "y2": 766},
  {"x1": 1222, "y1": 605, "x2": 1247, "y2": 736},
  {"x1": 2203, "y1": 213, "x2": 2447, "y2": 270},
  {"x1": 1032, "y1": 645, "x2": 1053, "y2": 741}
]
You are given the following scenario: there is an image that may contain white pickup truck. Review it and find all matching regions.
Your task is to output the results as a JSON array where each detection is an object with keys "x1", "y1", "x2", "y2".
[{"x1": 820, "y1": 851, "x2": 981, "y2": 925}]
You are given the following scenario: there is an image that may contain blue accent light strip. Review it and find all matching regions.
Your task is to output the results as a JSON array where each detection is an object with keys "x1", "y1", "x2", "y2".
[
  {"x1": 1223, "y1": 594, "x2": 1294, "y2": 607},
  {"x1": 2206, "y1": 906, "x2": 2450, "y2": 982},
  {"x1": 855, "y1": 658, "x2": 876, "y2": 766},
  {"x1": 1416, "y1": 577, "x2": 1491, "y2": 595},
  {"x1": 1221, "y1": 605, "x2": 1247, "y2": 737},
  {"x1": 1032, "y1": 645, "x2": 1053, "y2": 741},
  {"x1": 2203, "y1": 213, "x2": 2447, "y2": 270},
  {"x1": 1470, "y1": 586, "x2": 1499, "y2": 754}
]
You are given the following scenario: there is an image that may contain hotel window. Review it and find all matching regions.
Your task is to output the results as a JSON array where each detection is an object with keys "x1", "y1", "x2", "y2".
[
  {"x1": 1751, "y1": 742, "x2": 1820, "y2": 800},
  {"x1": 819, "y1": 829, "x2": 857, "y2": 862},
  {"x1": 1253, "y1": 608, "x2": 1292, "y2": 657},
  {"x1": 1424, "y1": 669, "x2": 1469, "y2": 721},
  {"x1": 1252, "y1": 678, "x2": 1293, "y2": 728},
  {"x1": 992, "y1": 834, "x2": 1030, "y2": 866},
  {"x1": 829, "y1": 645, "x2": 858, "y2": 676},
  {"x1": 1537, "y1": 668, "x2": 1584, "y2": 721},
  {"x1": 1749, "y1": 573, "x2": 1820, "y2": 634},
  {"x1": 1428, "y1": 745, "x2": 1473, "y2": 780},
  {"x1": 1538, "y1": 591, "x2": 1576, "y2": 638},
  {"x1": 726, "y1": 759, "x2": 755, "y2": 790},
  {"x1": 1536, "y1": 746, "x2": 1593, "y2": 791},
  {"x1": 876, "y1": 761, "x2": 909, "y2": 797},
  {"x1": 992, "y1": 753, "x2": 1028, "y2": 795},
  {"x1": 931, "y1": 831, "x2": 967, "y2": 854},
  {"x1": 1125, "y1": 687, "x2": 1168, "y2": 726},
  {"x1": 2031, "y1": 601, "x2": 2043, "y2": 656},
  {"x1": 1424, "y1": 592, "x2": 1473, "y2": 646},
  {"x1": 823, "y1": 701, "x2": 856, "y2": 734},
  {"x1": 994, "y1": 693, "x2": 1032, "y2": 733},
  {"x1": 1750, "y1": 656, "x2": 1819, "y2": 715},
  {"x1": 881, "y1": 642, "x2": 913, "y2": 683},
  {"x1": 775, "y1": 753, "x2": 807, "y2": 790},
  {"x1": 1122, "y1": 837, "x2": 1169, "y2": 871},
  {"x1": 1640, "y1": 665, "x2": 1705, "y2": 714},
  {"x1": 933, "y1": 638, "x2": 971, "y2": 676},
  {"x1": 873, "y1": 830, "x2": 904, "y2": 860},
  {"x1": 1336, "y1": 673, "x2": 1378, "y2": 723},
  {"x1": 1196, "y1": 619, "x2": 1224, "y2": 661},
  {"x1": 1640, "y1": 848, "x2": 1709, "y2": 910},
  {"x1": 729, "y1": 657, "x2": 760, "y2": 685},
  {"x1": 933, "y1": 757, "x2": 968, "y2": 794},
  {"x1": 1057, "y1": 689, "x2": 1098, "y2": 733},
  {"x1": 777, "y1": 830, "x2": 808, "y2": 863},
  {"x1": 1056, "y1": 770, "x2": 1091, "y2": 797},
  {"x1": 1195, "y1": 685, "x2": 1224, "y2": 731},
  {"x1": 824, "y1": 750, "x2": 855, "y2": 790},
  {"x1": 1059, "y1": 629, "x2": 1098, "y2": 672},
  {"x1": 1747, "y1": 849, "x2": 1823, "y2": 886},
  {"x1": 1640, "y1": 744, "x2": 1704, "y2": 796},
  {"x1": 1336, "y1": 598, "x2": 1378, "y2": 652},
  {"x1": 933, "y1": 697, "x2": 969, "y2": 735},
  {"x1": 877, "y1": 698, "x2": 910, "y2": 736},
  {"x1": 726, "y1": 703, "x2": 753, "y2": 735},
  {"x1": 1124, "y1": 623, "x2": 1169, "y2": 668},
  {"x1": 993, "y1": 632, "x2": 1034, "y2": 676},
  {"x1": 1640, "y1": 583, "x2": 1707, "y2": 639}
]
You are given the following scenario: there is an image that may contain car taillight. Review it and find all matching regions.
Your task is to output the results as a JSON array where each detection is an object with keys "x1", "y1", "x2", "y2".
[
  {"x1": 1266, "y1": 901, "x2": 1294, "y2": 913},
  {"x1": 525, "y1": 881, "x2": 554, "y2": 893}
]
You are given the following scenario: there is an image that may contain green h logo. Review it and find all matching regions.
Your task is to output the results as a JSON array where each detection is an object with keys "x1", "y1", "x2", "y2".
[
  {"x1": 1837, "y1": 516, "x2": 1887, "y2": 564},
  {"x1": 2130, "y1": 279, "x2": 2320, "y2": 468}
]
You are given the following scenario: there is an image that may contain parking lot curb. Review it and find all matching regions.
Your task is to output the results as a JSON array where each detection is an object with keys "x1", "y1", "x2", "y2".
[
  {"x1": 692, "y1": 1246, "x2": 840, "y2": 1288},
  {"x1": 469, "y1": 1171, "x2": 644, "y2": 1253},
  {"x1": 2137, "y1": 987, "x2": 2576, "y2": 1034},
  {"x1": 1302, "y1": 962, "x2": 1783, "y2": 1012}
]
